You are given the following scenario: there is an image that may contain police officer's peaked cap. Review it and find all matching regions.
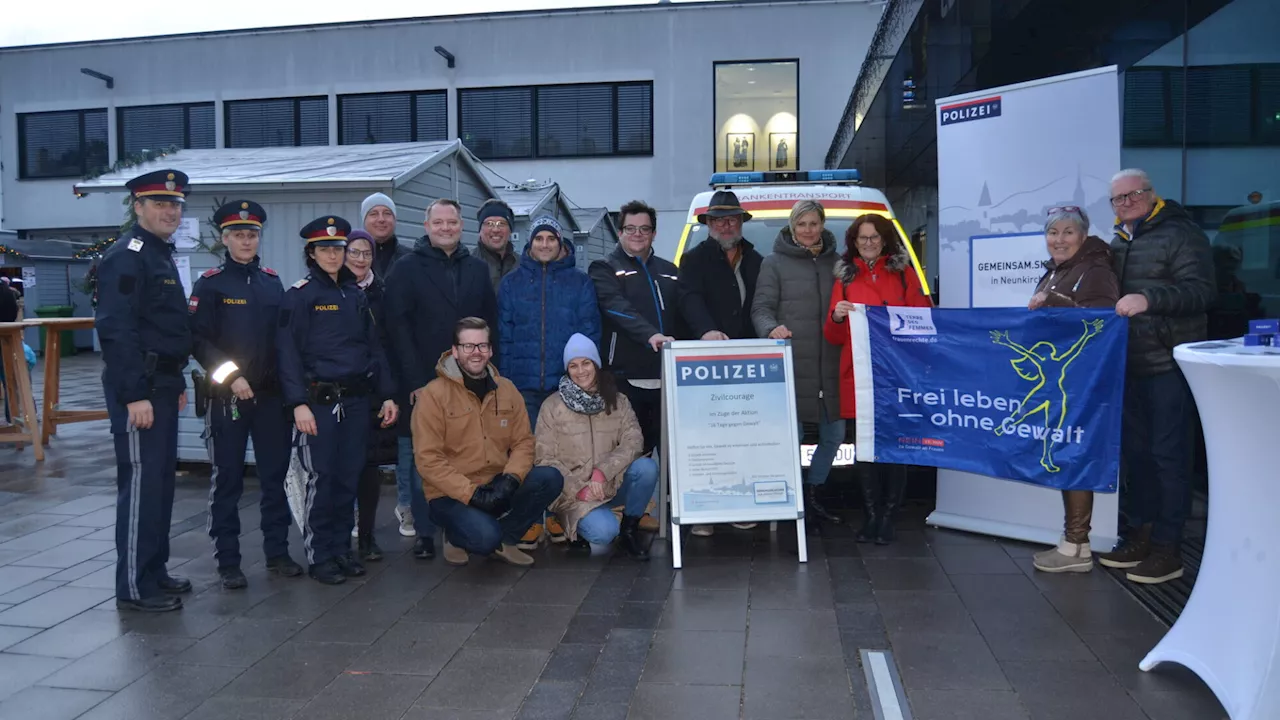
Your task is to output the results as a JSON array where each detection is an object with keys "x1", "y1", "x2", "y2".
[
  {"x1": 300, "y1": 215, "x2": 350, "y2": 247},
  {"x1": 214, "y1": 200, "x2": 266, "y2": 231},
  {"x1": 126, "y1": 169, "x2": 189, "y2": 202}
]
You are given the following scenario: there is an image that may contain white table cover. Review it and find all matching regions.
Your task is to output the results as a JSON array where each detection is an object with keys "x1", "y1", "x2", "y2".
[{"x1": 1141, "y1": 339, "x2": 1280, "y2": 719}]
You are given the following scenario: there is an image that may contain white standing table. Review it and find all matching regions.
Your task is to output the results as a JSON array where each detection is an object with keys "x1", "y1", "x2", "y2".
[{"x1": 1140, "y1": 340, "x2": 1280, "y2": 719}]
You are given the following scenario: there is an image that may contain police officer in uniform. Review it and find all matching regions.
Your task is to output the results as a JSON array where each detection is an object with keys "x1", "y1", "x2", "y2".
[
  {"x1": 277, "y1": 216, "x2": 399, "y2": 585},
  {"x1": 189, "y1": 201, "x2": 305, "y2": 589},
  {"x1": 96, "y1": 170, "x2": 193, "y2": 613}
]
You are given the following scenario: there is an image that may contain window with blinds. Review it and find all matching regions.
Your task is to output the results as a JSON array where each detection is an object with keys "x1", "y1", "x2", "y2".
[
  {"x1": 18, "y1": 109, "x2": 109, "y2": 179},
  {"x1": 118, "y1": 103, "x2": 216, "y2": 157},
  {"x1": 460, "y1": 81, "x2": 653, "y2": 160},
  {"x1": 225, "y1": 97, "x2": 329, "y2": 148},
  {"x1": 338, "y1": 91, "x2": 448, "y2": 144},
  {"x1": 1124, "y1": 64, "x2": 1280, "y2": 147}
]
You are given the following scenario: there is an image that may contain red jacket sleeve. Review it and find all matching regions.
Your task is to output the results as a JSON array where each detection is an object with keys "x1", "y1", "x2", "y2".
[
  {"x1": 904, "y1": 268, "x2": 933, "y2": 308},
  {"x1": 822, "y1": 278, "x2": 850, "y2": 345}
]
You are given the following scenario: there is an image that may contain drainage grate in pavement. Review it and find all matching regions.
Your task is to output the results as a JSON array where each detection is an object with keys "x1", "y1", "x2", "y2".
[{"x1": 1104, "y1": 533, "x2": 1202, "y2": 627}]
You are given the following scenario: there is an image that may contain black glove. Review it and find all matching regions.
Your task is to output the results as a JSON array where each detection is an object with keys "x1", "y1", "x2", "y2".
[{"x1": 469, "y1": 474, "x2": 520, "y2": 517}]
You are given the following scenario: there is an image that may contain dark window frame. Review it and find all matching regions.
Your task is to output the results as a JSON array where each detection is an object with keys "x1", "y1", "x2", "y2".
[
  {"x1": 1124, "y1": 63, "x2": 1280, "y2": 148},
  {"x1": 116, "y1": 102, "x2": 216, "y2": 157},
  {"x1": 457, "y1": 80, "x2": 655, "y2": 161},
  {"x1": 17, "y1": 108, "x2": 109, "y2": 180},
  {"x1": 711, "y1": 58, "x2": 801, "y2": 173},
  {"x1": 336, "y1": 89, "x2": 449, "y2": 145},
  {"x1": 223, "y1": 95, "x2": 330, "y2": 148}
]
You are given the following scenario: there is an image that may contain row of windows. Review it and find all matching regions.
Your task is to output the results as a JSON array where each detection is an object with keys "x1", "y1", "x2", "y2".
[
  {"x1": 1124, "y1": 63, "x2": 1280, "y2": 147},
  {"x1": 17, "y1": 81, "x2": 655, "y2": 179}
]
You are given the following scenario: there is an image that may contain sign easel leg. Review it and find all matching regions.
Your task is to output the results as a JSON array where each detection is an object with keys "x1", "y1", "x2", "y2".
[
  {"x1": 796, "y1": 517, "x2": 808, "y2": 563},
  {"x1": 671, "y1": 522, "x2": 683, "y2": 569}
]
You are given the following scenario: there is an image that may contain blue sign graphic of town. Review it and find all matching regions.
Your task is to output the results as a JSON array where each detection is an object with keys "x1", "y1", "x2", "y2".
[{"x1": 674, "y1": 354, "x2": 786, "y2": 387}]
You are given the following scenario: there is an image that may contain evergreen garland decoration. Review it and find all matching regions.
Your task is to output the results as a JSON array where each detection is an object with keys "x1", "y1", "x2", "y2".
[{"x1": 78, "y1": 145, "x2": 180, "y2": 185}]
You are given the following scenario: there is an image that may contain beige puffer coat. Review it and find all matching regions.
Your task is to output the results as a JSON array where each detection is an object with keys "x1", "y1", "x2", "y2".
[{"x1": 535, "y1": 391, "x2": 643, "y2": 540}]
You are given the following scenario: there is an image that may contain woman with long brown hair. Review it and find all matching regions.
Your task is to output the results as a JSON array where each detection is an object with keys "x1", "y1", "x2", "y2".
[{"x1": 823, "y1": 213, "x2": 931, "y2": 544}]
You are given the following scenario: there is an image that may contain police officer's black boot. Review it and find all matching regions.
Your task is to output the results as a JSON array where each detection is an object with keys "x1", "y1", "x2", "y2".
[
  {"x1": 266, "y1": 555, "x2": 304, "y2": 577},
  {"x1": 358, "y1": 537, "x2": 383, "y2": 562},
  {"x1": 805, "y1": 484, "x2": 843, "y2": 524},
  {"x1": 218, "y1": 566, "x2": 247, "y2": 590},
  {"x1": 116, "y1": 595, "x2": 183, "y2": 613},
  {"x1": 335, "y1": 551, "x2": 366, "y2": 577},
  {"x1": 618, "y1": 516, "x2": 651, "y2": 561},
  {"x1": 308, "y1": 560, "x2": 346, "y2": 585},
  {"x1": 876, "y1": 469, "x2": 909, "y2": 546},
  {"x1": 855, "y1": 466, "x2": 882, "y2": 543}
]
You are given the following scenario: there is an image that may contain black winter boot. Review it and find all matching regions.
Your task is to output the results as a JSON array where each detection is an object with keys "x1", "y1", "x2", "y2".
[
  {"x1": 805, "y1": 484, "x2": 843, "y2": 524},
  {"x1": 619, "y1": 516, "x2": 651, "y2": 561},
  {"x1": 876, "y1": 469, "x2": 908, "y2": 545},
  {"x1": 855, "y1": 467, "x2": 882, "y2": 543}
]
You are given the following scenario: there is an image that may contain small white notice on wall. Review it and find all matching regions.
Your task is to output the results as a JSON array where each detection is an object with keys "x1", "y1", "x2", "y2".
[{"x1": 173, "y1": 218, "x2": 201, "y2": 250}]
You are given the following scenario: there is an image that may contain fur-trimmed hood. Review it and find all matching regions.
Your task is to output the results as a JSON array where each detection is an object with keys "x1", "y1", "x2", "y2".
[{"x1": 833, "y1": 250, "x2": 911, "y2": 284}]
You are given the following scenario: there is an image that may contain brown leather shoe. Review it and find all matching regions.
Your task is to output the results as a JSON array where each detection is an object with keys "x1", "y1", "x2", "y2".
[{"x1": 491, "y1": 543, "x2": 534, "y2": 567}]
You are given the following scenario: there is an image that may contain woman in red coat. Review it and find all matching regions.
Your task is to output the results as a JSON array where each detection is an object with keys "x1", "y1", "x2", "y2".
[{"x1": 823, "y1": 213, "x2": 931, "y2": 545}]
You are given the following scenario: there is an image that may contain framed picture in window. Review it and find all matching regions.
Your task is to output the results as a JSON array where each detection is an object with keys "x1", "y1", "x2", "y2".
[
  {"x1": 769, "y1": 132, "x2": 797, "y2": 171},
  {"x1": 726, "y1": 133, "x2": 755, "y2": 171}
]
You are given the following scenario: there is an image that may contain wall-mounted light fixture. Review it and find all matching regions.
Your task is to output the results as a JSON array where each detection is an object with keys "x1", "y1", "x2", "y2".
[
  {"x1": 434, "y1": 46, "x2": 456, "y2": 69},
  {"x1": 80, "y1": 68, "x2": 114, "y2": 89}
]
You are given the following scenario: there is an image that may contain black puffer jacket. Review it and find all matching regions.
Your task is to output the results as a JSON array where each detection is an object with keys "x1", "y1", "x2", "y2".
[
  {"x1": 372, "y1": 235, "x2": 412, "y2": 279},
  {"x1": 1110, "y1": 199, "x2": 1216, "y2": 376},
  {"x1": 360, "y1": 274, "x2": 398, "y2": 466},
  {"x1": 750, "y1": 227, "x2": 841, "y2": 424}
]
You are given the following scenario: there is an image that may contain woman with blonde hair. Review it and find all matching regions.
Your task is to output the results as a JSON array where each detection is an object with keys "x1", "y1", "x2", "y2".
[{"x1": 751, "y1": 199, "x2": 845, "y2": 523}]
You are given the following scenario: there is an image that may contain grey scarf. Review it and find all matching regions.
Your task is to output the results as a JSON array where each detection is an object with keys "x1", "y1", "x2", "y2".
[{"x1": 558, "y1": 374, "x2": 605, "y2": 415}]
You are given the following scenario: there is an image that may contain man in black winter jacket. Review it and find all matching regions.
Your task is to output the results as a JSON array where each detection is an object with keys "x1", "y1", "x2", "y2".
[
  {"x1": 361, "y1": 193, "x2": 411, "y2": 278},
  {"x1": 678, "y1": 190, "x2": 763, "y2": 339},
  {"x1": 384, "y1": 198, "x2": 497, "y2": 560},
  {"x1": 1096, "y1": 168, "x2": 1215, "y2": 587},
  {"x1": 589, "y1": 200, "x2": 719, "y2": 455}
]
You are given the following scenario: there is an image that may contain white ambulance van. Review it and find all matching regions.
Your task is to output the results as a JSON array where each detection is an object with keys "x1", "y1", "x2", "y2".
[{"x1": 674, "y1": 169, "x2": 931, "y2": 467}]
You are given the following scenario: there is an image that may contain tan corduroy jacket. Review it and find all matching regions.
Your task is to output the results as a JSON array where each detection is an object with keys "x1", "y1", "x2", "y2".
[{"x1": 413, "y1": 351, "x2": 534, "y2": 504}]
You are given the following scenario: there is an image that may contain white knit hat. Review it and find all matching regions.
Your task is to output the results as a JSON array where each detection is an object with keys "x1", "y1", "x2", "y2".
[{"x1": 361, "y1": 192, "x2": 396, "y2": 221}]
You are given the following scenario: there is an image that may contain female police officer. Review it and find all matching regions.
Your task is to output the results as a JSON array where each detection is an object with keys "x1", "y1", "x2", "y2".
[{"x1": 277, "y1": 216, "x2": 398, "y2": 585}]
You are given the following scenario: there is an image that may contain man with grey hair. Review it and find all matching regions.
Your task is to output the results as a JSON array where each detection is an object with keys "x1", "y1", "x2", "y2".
[
  {"x1": 679, "y1": 190, "x2": 759, "y2": 341},
  {"x1": 1097, "y1": 168, "x2": 1214, "y2": 585},
  {"x1": 384, "y1": 197, "x2": 497, "y2": 561}
]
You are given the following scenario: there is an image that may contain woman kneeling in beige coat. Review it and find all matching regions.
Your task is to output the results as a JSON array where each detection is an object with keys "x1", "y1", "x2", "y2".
[{"x1": 535, "y1": 333, "x2": 655, "y2": 560}]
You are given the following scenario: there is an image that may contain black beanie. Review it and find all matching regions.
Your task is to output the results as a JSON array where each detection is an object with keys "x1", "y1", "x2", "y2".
[{"x1": 478, "y1": 200, "x2": 514, "y2": 226}]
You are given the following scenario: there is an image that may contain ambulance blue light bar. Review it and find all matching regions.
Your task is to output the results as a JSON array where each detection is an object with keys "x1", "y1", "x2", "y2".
[{"x1": 709, "y1": 169, "x2": 861, "y2": 186}]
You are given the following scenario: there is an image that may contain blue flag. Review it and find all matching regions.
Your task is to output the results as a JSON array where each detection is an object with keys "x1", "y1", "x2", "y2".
[{"x1": 850, "y1": 306, "x2": 1126, "y2": 492}]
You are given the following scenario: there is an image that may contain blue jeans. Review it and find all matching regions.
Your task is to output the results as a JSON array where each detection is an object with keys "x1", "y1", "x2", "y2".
[
  {"x1": 1121, "y1": 368, "x2": 1195, "y2": 547},
  {"x1": 803, "y1": 406, "x2": 846, "y2": 487},
  {"x1": 397, "y1": 436, "x2": 436, "y2": 539},
  {"x1": 429, "y1": 466, "x2": 564, "y2": 554},
  {"x1": 575, "y1": 457, "x2": 659, "y2": 546}
]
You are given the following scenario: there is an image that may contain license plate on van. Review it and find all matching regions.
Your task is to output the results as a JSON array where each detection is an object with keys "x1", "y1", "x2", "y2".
[{"x1": 799, "y1": 443, "x2": 856, "y2": 467}]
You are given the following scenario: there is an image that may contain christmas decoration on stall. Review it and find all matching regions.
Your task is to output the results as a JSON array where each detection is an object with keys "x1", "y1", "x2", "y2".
[{"x1": 0, "y1": 245, "x2": 30, "y2": 262}]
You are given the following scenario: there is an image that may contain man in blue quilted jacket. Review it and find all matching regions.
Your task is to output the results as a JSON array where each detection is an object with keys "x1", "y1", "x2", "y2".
[{"x1": 497, "y1": 216, "x2": 601, "y2": 426}]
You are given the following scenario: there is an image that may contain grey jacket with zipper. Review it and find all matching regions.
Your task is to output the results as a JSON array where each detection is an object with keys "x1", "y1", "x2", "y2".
[{"x1": 750, "y1": 227, "x2": 842, "y2": 424}]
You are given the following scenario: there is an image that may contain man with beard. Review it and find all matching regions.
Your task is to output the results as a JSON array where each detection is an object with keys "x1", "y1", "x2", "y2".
[{"x1": 476, "y1": 199, "x2": 518, "y2": 289}]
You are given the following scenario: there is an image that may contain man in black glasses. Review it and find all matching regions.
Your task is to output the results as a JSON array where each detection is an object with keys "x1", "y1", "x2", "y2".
[
  {"x1": 412, "y1": 317, "x2": 563, "y2": 568},
  {"x1": 1098, "y1": 168, "x2": 1214, "y2": 586}
]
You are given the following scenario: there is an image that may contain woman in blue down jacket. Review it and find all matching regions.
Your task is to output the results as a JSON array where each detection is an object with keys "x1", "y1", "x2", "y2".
[{"x1": 498, "y1": 216, "x2": 602, "y2": 426}]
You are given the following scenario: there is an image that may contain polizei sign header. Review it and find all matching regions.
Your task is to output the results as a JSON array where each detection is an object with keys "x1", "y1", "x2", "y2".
[{"x1": 939, "y1": 96, "x2": 1002, "y2": 126}]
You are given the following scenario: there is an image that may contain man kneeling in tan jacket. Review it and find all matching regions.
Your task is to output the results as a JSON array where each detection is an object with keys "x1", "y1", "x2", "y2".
[{"x1": 412, "y1": 317, "x2": 564, "y2": 566}]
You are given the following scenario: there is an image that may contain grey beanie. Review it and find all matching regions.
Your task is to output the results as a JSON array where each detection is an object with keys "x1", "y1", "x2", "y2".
[{"x1": 361, "y1": 193, "x2": 396, "y2": 221}]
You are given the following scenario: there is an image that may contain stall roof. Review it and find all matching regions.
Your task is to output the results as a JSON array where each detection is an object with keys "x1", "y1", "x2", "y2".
[
  {"x1": 73, "y1": 140, "x2": 498, "y2": 196},
  {"x1": 497, "y1": 184, "x2": 558, "y2": 217},
  {"x1": 571, "y1": 207, "x2": 610, "y2": 235}
]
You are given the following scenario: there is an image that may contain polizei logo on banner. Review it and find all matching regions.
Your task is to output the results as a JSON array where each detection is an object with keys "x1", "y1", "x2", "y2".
[
  {"x1": 675, "y1": 353, "x2": 785, "y2": 387},
  {"x1": 940, "y1": 96, "x2": 1002, "y2": 126}
]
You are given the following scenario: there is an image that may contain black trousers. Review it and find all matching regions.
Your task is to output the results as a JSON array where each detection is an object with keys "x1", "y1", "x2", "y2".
[
  {"x1": 620, "y1": 382, "x2": 661, "y2": 455},
  {"x1": 356, "y1": 466, "x2": 381, "y2": 541}
]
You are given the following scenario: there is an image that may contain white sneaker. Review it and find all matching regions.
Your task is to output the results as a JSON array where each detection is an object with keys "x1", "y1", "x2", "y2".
[
  {"x1": 395, "y1": 505, "x2": 416, "y2": 537},
  {"x1": 351, "y1": 507, "x2": 358, "y2": 538},
  {"x1": 691, "y1": 525, "x2": 714, "y2": 537},
  {"x1": 731, "y1": 523, "x2": 758, "y2": 530}
]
